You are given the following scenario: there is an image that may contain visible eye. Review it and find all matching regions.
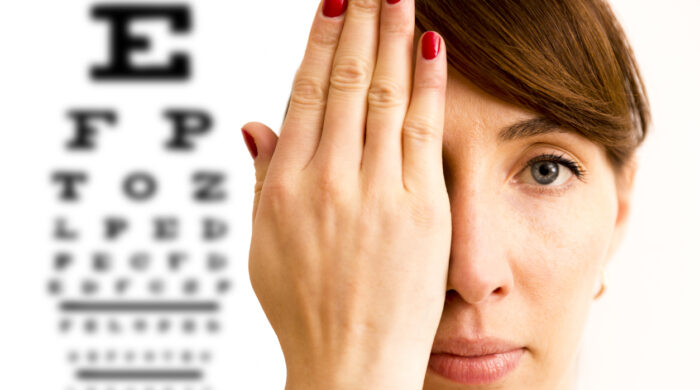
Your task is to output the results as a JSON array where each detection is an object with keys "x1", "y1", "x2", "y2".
[{"x1": 518, "y1": 153, "x2": 585, "y2": 187}]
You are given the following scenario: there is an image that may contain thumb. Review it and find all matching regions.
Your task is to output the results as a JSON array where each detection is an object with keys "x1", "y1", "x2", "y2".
[{"x1": 241, "y1": 121, "x2": 279, "y2": 225}]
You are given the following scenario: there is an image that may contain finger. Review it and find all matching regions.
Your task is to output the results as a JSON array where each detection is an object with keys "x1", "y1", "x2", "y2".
[
  {"x1": 241, "y1": 122, "x2": 279, "y2": 225},
  {"x1": 271, "y1": 0, "x2": 346, "y2": 173},
  {"x1": 311, "y1": 0, "x2": 382, "y2": 173},
  {"x1": 361, "y1": 0, "x2": 414, "y2": 187},
  {"x1": 402, "y1": 31, "x2": 447, "y2": 193}
]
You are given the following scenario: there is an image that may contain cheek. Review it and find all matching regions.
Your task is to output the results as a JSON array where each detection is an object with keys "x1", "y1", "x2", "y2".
[
  {"x1": 508, "y1": 184, "x2": 617, "y2": 296},
  {"x1": 506, "y1": 182, "x2": 617, "y2": 358}
]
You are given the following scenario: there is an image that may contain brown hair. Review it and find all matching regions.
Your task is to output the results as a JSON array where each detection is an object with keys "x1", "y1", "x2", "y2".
[{"x1": 416, "y1": 0, "x2": 651, "y2": 172}]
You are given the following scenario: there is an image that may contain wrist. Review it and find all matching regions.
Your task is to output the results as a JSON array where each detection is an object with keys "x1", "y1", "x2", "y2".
[{"x1": 284, "y1": 344, "x2": 429, "y2": 390}]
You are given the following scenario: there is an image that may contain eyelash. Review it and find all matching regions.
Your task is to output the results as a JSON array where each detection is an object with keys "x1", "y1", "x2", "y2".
[{"x1": 525, "y1": 152, "x2": 588, "y2": 182}]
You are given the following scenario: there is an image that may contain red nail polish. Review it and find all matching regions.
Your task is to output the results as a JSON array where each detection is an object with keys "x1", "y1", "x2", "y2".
[
  {"x1": 387, "y1": 0, "x2": 402, "y2": 4},
  {"x1": 241, "y1": 129, "x2": 258, "y2": 159},
  {"x1": 421, "y1": 31, "x2": 441, "y2": 60},
  {"x1": 323, "y1": 0, "x2": 348, "y2": 17}
]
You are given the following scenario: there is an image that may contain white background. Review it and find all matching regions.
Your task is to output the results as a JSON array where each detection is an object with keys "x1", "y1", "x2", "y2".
[{"x1": 0, "y1": 0, "x2": 698, "y2": 389}]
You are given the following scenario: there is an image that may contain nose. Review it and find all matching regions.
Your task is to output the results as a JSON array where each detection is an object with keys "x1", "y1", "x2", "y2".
[{"x1": 446, "y1": 178, "x2": 515, "y2": 306}]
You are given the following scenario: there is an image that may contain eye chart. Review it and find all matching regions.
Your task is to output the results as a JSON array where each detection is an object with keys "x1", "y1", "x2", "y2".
[{"x1": 0, "y1": 1, "x2": 317, "y2": 389}]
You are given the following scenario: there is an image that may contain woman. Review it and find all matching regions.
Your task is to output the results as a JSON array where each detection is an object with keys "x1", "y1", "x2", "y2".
[{"x1": 241, "y1": 0, "x2": 650, "y2": 388}]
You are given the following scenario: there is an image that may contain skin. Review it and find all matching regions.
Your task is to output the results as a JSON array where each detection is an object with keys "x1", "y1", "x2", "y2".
[
  {"x1": 243, "y1": 1, "x2": 636, "y2": 389},
  {"x1": 422, "y1": 67, "x2": 633, "y2": 390}
]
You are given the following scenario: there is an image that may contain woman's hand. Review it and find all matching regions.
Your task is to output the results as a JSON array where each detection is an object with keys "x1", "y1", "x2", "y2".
[{"x1": 243, "y1": 0, "x2": 450, "y2": 389}]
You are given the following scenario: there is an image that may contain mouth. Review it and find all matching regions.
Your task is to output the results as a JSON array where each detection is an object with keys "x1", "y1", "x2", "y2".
[{"x1": 428, "y1": 337, "x2": 526, "y2": 385}]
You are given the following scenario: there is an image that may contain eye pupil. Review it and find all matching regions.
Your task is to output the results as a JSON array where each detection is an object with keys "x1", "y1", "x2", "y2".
[{"x1": 531, "y1": 161, "x2": 559, "y2": 185}]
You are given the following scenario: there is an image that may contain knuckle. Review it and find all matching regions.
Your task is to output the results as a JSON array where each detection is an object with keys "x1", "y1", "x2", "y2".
[
  {"x1": 368, "y1": 78, "x2": 407, "y2": 109},
  {"x1": 309, "y1": 165, "x2": 354, "y2": 210},
  {"x1": 330, "y1": 56, "x2": 373, "y2": 92},
  {"x1": 381, "y1": 19, "x2": 414, "y2": 36},
  {"x1": 308, "y1": 22, "x2": 339, "y2": 49},
  {"x1": 315, "y1": 170, "x2": 345, "y2": 200},
  {"x1": 407, "y1": 198, "x2": 443, "y2": 228},
  {"x1": 349, "y1": 0, "x2": 381, "y2": 15},
  {"x1": 416, "y1": 72, "x2": 445, "y2": 91},
  {"x1": 259, "y1": 179, "x2": 294, "y2": 214},
  {"x1": 403, "y1": 117, "x2": 440, "y2": 142},
  {"x1": 254, "y1": 178, "x2": 264, "y2": 199},
  {"x1": 290, "y1": 75, "x2": 327, "y2": 109},
  {"x1": 361, "y1": 182, "x2": 397, "y2": 217}
]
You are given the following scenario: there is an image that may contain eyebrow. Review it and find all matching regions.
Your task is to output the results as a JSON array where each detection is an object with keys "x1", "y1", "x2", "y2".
[{"x1": 497, "y1": 116, "x2": 566, "y2": 142}]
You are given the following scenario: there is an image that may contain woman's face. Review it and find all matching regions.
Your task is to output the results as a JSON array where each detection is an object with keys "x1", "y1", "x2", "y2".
[{"x1": 423, "y1": 68, "x2": 632, "y2": 390}]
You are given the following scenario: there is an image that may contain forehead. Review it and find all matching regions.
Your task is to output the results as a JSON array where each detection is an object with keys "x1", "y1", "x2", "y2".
[
  {"x1": 444, "y1": 67, "x2": 535, "y2": 146},
  {"x1": 441, "y1": 68, "x2": 609, "y2": 179}
]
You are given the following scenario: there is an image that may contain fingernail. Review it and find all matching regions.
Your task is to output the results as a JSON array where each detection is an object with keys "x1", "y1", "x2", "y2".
[
  {"x1": 241, "y1": 129, "x2": 258, "y2": 159},
  {"x1": 387, "y1": 0, "x2": 402, "y2": 4},
  {"x1": 421, "y1": 31, "x2": 441, "y2": 60},
  {"x1": 323, "y1": 0, "x2": 348, "y2": 17}
]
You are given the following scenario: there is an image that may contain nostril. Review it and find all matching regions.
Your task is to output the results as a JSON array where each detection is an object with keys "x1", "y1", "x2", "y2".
[{"x1": 446, "y1": 290, "x2": 459, "y2": 302}]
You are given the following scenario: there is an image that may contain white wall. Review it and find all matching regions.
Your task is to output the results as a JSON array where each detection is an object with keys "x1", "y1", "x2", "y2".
[{"x1": 577, "y1": 1, "x2": 700, "y2": 389}]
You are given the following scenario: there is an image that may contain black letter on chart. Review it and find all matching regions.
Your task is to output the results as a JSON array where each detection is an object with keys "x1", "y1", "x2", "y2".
[
  {"x1": 164, "y1": 109, "x2": 213, "y2": 151},
  {"x1": 52, "y1": 171, "x2": 88, "y2": 202},
  {"x1": 91, "y1": 4, "x2": 192, "y2": 80},
  {"x1": 105, "y1": 216, "x2": 129, "y2": 241},
  {"x1": 66, "y1": 110, "x2": 117, "y2": 151},
  {"x1": 193, "y1": 171, "x2": 226, "y2": 202},
  {"x1": 123, "y1": 171, "x2": 158, "y2": 201}
]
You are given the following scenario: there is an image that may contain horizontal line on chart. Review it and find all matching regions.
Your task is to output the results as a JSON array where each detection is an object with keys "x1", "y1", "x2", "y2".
[
  {"x1": 76, "y1": 369, "x2": 203, "y2": 381},
  {"x1": 60, "y1": 300, "x2": 219, "y2": 313}
]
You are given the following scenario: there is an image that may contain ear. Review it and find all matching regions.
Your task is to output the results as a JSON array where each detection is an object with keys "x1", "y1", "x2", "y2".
[{"x1": 603, "y1": 155, "x2": 639, "y2": 268}]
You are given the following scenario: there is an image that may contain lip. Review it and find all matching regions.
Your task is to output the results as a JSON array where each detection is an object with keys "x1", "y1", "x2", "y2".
[{"x1": 428, "y1": 337, "x2": 526, "y2": 385}]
